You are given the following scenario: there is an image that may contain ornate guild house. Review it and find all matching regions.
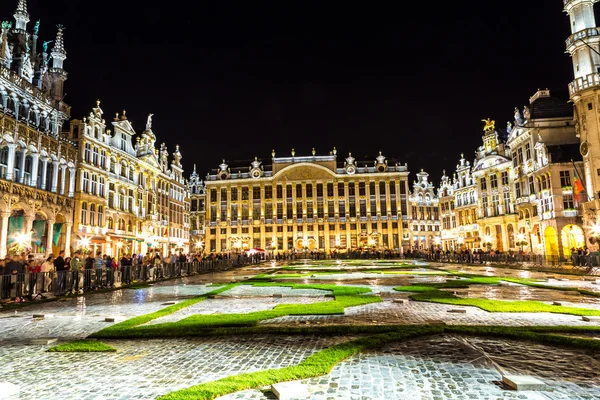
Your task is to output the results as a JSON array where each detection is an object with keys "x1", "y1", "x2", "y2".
[
  {"x1": 67, "y1": 109, "x2": 190, "y2": 258},
  {"x1": 0, "y1": 1, "x2": 76, "y2": 257},
  {"x1": 201, "y1": 148, "x2": 410, "y2": 255}
]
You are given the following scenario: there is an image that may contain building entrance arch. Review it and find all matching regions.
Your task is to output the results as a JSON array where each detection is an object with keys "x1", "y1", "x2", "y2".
[
  {"x1": 544, "y1": 226, "x2": 559, "y2": 258},
  {"x1": 561, "y1": 225, "x2": 585, "y2": 258}
]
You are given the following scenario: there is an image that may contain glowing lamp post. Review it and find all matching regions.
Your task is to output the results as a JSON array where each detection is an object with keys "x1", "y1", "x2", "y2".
[
  {"x1": 589, "y1": 222, "x2": 600, "y2": 250},
  {"x1": 434, "y1": 236, "x2": 442, "y2": 250},
  {"x1": 482, "y1": 234, "x2": 493, "y2": 251},
  {"x1": 457, "y1": 236, "x2": 465, "y2": 249},
  {"x1": 515, "y1": 232, "x2": 528, "y2": 253}
]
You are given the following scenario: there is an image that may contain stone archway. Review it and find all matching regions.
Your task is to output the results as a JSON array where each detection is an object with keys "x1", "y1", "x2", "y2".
[
  {"x1": 561, "y1": 224, "x2": 585, "y2": 258},
  {"x1": 544, "y1": 226, "x2": 559, "y2": 258}
]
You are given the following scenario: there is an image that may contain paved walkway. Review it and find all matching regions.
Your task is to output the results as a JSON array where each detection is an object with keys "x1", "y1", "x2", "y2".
[{"x1": 1, "y1": 260, "x2": 600, "y2": 400}]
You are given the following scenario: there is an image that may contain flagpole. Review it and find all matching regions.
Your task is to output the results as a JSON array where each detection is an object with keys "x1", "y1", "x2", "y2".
[{"x1": 571, "y1": 159, "x2": 591, "y2": 202}]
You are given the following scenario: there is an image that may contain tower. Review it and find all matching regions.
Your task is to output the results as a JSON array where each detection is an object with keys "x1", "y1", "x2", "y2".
[
  {"x1": 564, "y1": 0, "x2": 599, "y2": 199},
  {"x1": 49, "y1": 24, "x2": 67, "y2": 101},
  {"x1": 13, "y1": 0, "x2": 29, "y2": 31}
]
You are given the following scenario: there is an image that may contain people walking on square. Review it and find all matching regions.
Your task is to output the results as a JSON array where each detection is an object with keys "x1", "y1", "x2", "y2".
[
  {"x1": 93, "y1": 251, "x2": 104, "y2": 290},
  {"x1": 70, "y1": 252, "x2": 84, "y2": 294}
]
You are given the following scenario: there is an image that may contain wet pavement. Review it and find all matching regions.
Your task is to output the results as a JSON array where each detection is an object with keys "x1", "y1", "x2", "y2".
[{"x1": 1, "y1": 259, "x2": 600, "y2": 399}]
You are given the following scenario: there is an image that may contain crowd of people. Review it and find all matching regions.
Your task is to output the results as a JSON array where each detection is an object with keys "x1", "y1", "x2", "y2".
[{"x1": 0, "y1": 250, "x2": 204, "y2": 304}]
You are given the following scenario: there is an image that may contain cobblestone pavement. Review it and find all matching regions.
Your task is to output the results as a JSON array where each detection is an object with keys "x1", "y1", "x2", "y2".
[
  {"x1": 219, "y1": 335, "x2": 600, "y2": 400},
  {"x1": 260, "y1": 295, "x2": 600, "y2": 327},
  {"x1": 0, "y1": 335, "x2": 354, "y2": 400}
]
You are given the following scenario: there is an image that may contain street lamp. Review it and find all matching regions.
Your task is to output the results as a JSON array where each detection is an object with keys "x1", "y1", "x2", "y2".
[
  {"x1": 434, "y1": 236, "x2": 442, "y2": 250},
  {"x1": 588, "y1": 222, "x2": 600, "y2": 250},
  {"x1": 482, "y1": 234, "x2": 493, "y2": 251},
  {"x1": 457, "y1": 236, "x2": 465, "y2": 249},
  {"x1": 515, "y1": 232, "x2": 528, "y2": 253}
]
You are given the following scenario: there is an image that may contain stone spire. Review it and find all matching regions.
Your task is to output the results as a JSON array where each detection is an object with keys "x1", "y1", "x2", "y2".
[
  {"x1": 13, "y1": 0, "x2": 29, "y2": 31},
  {"x1": 51, "y1": 25, "x2": 66, "y2": 70}
]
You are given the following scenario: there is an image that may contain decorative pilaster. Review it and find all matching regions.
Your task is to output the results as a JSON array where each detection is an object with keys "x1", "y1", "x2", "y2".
[
  {"x1": 0, "y1": 211, "x2": 10, "y2": 258},
  {"x1": 45, "y1": 219, "x2": 54, "y2": 256},
  {"x1": 64, "y1": 222, "x2": 72, "y2": 256}
]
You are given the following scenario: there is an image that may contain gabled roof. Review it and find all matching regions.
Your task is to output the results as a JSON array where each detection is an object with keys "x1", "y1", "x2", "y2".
[{"x1": 530, "y1": 96, "x2": 573, "y2": 119}]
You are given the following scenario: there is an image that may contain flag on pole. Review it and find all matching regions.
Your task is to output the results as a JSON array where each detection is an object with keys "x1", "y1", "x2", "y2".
[{"x1": 573, "y1": 168, "x2": 585, "y2": 204}]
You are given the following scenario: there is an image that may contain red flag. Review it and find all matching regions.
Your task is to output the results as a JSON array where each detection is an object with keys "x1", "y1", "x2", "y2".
[{"x1": 573, "y1": 168, "x2": 585, "y2": 203}]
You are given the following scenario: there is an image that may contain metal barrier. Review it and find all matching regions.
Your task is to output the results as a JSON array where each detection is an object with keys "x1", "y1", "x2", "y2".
[{"x1": 0, "y1": 257, "x2": 255, "y2": 302}]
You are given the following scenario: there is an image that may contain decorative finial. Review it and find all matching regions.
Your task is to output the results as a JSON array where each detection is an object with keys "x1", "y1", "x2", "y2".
[
  {"x1": 96, "y1": 99, "x2": 100, "y2": 107},
  {"x1": 272, "y1": 149, "x2": 275, "y2": 158},
  {"x1": 146, "y1": 113, "x2": 153, "y2": 131},
  {"x1": 333, "y1": 146, "x2": 337, "y2": 155},
  {"x1": 115, "y1": 112, "x2": 119, "y2": 120},
  {"x1": 443, "y1": 169, "x2": 446, "y2": 175},
  {"x1": 193, "y1": 164, "x2": 197, "y2": 173},
  {"x1": 460, "y1": 153, "x2": 464, "y2": 158},
  {"x1": 379, "y1": 151, "x2": 382, "y2": 155},
  {"x1": 291, "y1": 148, "x2": 295, "y2": 157},
  {"x1": 349, "y1": 152, "x2": 352, "y2": 156},
  {"x1": 121, "y1": 109, "x2": 127, "y2": 119},
  {"x1": 312, "y1": 147, "x2": 316, "y2": 156}
]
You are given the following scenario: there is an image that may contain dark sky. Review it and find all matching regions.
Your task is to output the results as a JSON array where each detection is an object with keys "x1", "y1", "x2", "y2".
[{"x1": 3, "y1": 1, "x2": 581, "y2": 185}]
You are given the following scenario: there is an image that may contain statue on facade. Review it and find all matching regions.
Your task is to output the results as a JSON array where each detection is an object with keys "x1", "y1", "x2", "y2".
[
  {"x1": 33, "y1": 20, "x2": 40, "y2": 35},
  {"x1": 523, "y1": 105, "x2": 530, "y2": 120},
  {"x1": 42, "y1": 40, "x2": 52, "y2": 53},
  {"x1": 481, "y1": 118, "x2": 495, "y2": 133},
  {"x1": 506, "y1": 121, "x2": 512, "y2": 133},
  {"x1": 146, "y1": 113, "x2": 153, "y2": 130},
  {"x1": 514, "y1": 107, "x2": 523, "y2": 125},
  {"x1": 1, "y1": 21, "x2": 12, "y2": 30}
]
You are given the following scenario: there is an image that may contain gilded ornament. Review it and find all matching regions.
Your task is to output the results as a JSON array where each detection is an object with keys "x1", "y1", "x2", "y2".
[{"x1": 481, "y1": 118, "x2": 495, "y2": 133}]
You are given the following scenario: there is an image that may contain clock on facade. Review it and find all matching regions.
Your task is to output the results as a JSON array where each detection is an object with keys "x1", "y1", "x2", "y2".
[{"x1": 580, "y1": 141, "x2": 589, "y2": 157}]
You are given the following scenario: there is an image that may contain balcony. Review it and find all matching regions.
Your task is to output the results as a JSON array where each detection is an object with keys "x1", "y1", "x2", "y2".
[
  {"x1": 569, "y1": 72, "x2": 600, "y2": 97},
  {"x1": 566, "y1": 27, "x2": 600, "y2": 51}
]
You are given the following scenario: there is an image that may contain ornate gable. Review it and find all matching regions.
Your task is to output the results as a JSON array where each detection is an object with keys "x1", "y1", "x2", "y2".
[{"x1": 273, "y1": 164, "x2": 336, "y2": 182}]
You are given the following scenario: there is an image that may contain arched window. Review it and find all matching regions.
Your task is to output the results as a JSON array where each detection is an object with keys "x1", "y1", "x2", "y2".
[
  {"x1": 98, "y1": 206, "x2": 104, "y2": 227},
  {"x1": 120, "y1": 163, "x2": 127, "y2": 178},
  {"x1": 82, "y1": 171, "x2": 89, "y2": 193},
  {"x1": 108, "y1": 192, "x2": 114, "y2": 208},
  {"x1": 81, "y1": 202, "x2": 88, "y2": 225},
  {"x1": 129, "y1": 168, "x2": 134, "y2": 181},
  {"x1": 89, "y1": 204, "x2": 96, "y2": 227},
  {"x1": 118, "y1": 218, "x2": 125, "y2": 231},
  {"x1": 94, "y1": 126, "x2": 100, "y2": 139},
  {"x1": 127, "y1": 220, "x2": 133, "y2": 232},
  {"x1": 23, "y1": 155, "x2": 33, "y2": 186},
  {"x1": 0, "y1": 146, "x2": 9, "y2": 179},
  {"x1": 100, "y1": 151, "x2": 106, "y2": 169},
  {"x1": 418, "y1": 194, "x2": 423, "y2": 202},
  {"x1": 119, "y1": 193, "x2": 125, "y2": 211},
  {"x1": 110, "y1": 158, "x2": 116, "y2": 173},
  {"x1": 107, "y1": 216, "x2": 114, "y2": 230},
  {"x1": 84, "y1": 144, "x2": 91, "y2": 163}
]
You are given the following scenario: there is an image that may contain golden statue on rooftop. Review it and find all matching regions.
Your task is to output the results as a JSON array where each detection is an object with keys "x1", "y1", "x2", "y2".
[{"x1": 481, "y1": 118, "x2": 495, "y2": 133}]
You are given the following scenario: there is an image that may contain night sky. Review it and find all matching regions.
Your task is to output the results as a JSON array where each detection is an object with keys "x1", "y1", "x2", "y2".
[{"x1": 2, "y1": 1, "x2": 582, "y2": 185}]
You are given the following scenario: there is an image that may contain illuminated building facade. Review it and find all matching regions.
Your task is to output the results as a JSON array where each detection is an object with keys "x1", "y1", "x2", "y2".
[
  {"x1": 563, "y1": 0, "x2": 600, "y2": 246},
  {"x1": 0, "y1": 2, "x2": 76, "y2": 258},
  {"x1": 471, "y1": 118, "x2": 517, "y2": 251},
  {"x1": 67, "y1": 107, "x2": 190, "y2": 257},
  {"x1": 202, "y1": 149, "x2": 410, "y2": 254},
  {"x1": 408, "y1": 170, "x2": 440, "y2": 250},
  {"x1": 506, "y1": 89, "x2": 584, "y2": 259},
  {"x1": 188, "y1": 165, "x2": 206, "y2": 254},
  {"x1": 438, "y1": 170, "x2": 457, "y2": 250}
]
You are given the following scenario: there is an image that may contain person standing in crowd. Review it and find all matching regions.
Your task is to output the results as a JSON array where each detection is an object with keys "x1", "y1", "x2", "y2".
[
  {"x1": 70, "y1": 252, "x2": 84, "y2": 294},
  {"x1": 120, "y1": 254, "x2": 132, "y2": 285},
  {"x1": 27, "y1": 255, "x2": 41, "y2": 299},
  {"x1": 93, "y1": 251, "x2": 104, "y2": 290},
  {"x1": 53, "y1": 251, "x2": 66, "y2": 295},
  {"x1": 40, "y1": 255, "x2": 54, "y2": 297},
  {"x1": 105, "y1": 256, "x2": 114, "y2": 288},
  {"x1": 84, "y1": 252, "x2": 94, "y2": 290},
  {"x1": 5, "y1": 254, "x2": 24, "y2": 302}
]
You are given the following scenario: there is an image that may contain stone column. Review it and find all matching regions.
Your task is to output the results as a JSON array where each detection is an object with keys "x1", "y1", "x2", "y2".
[
  {"x1": 30, "y1": 153, "x2": 39, "y2": 188},
  {"x1": 59, "y1": 165, "x2": 67, "y2": 195},
  {"x1": 45, "y1": 219, "x2": 55, "y2": 257},
  {"x1": 0, "y1": 211, "x2": 10, "y2": 258},
  {"x1": 23, "y1": 213, "x2": 34, "y2": 236},
  {"x1": 5, "y1": 143, "x2": 16, "y2": 181},
  {"x1": 64, "y1": 222, "x2": 72, "y2": 257},
  {"x1": 68, "y1": 168, "x2": 76, "y2": 197},
  {"x1": 40, "y1": 158, "x2": 48, "y2": 190},
  {"x1": 51, "y1": 161, "x2": 59, "y2": 193}
]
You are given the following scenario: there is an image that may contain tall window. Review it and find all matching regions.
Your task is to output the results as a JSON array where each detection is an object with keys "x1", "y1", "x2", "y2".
[
  {"x1": 525, "y1": 143, "x2": 531, "y2": 160},
  {"x1": 99, "y1": 177, "x2": 105, "y2": 197},
  {"x1": 559, "y1": 171, "x2": 571, "y2": 187},
  {"x1": 92, "y1": 147, "x2": 99, "y2": 166},
  {"x1": 81, "y1": 202, "x2": 88, "y2": 225},
  {"x1": 120, "y1": 135, "x2": 126, "y2": 151},
  {"x1": 480, "y1": 177, "x2": 487, "y2": 191},
  {"x1": 501, "y1": 171, "x2": 509, "y2": 185},
  {"x1": 23, "y1": 155, "x2": 33, "y2": 186},
  {"x1": 563, "y1": 194, "x2": 574, "y2": 210},
  {"x1": 100, "y1": 151, "x2": 106, "y2": 169},
  {"x1": 338, "y1": 182, "x2": 345, "y2": 197},
  {"x1": 528, "y1": 176, "x2": 535, "y2": 195},
  {"x1": 82, "y1": 171, "x2": 89, "y2": 193},
  {"x1": 98, "y1": 206, "x2": 104, "y2": 226},
  {"x1": 490, "y1": 174, "x2": 497, "y2": 189},
  {"x1": 89, "y1": 204, "x2": 96, "y2": 226},
  {"x1": 0, "y1": 147, "x2": 8, "y2": 179},
  {"x1": 91, "y1": 174, "x2": 97, "y2": 195},
  {"x1": 84, "y1": 144, "x2": 91, "y2": 163}
]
